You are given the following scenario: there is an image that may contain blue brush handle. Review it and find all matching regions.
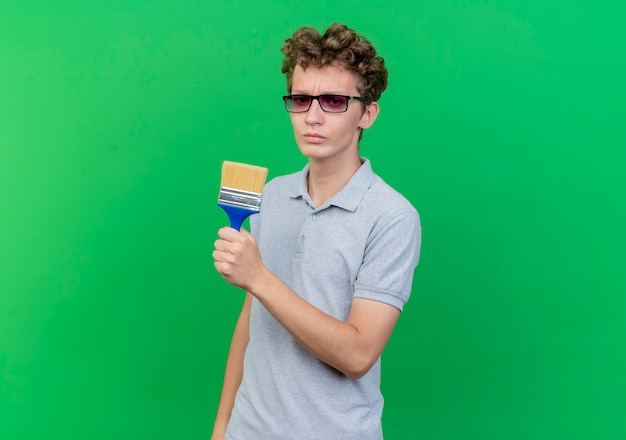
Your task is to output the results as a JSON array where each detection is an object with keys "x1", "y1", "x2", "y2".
[{"x1": 218, "y1": 203, "x2": 258, "y2": 231}]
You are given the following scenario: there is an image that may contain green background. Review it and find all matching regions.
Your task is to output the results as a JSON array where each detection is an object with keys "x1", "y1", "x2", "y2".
[{"x1": 1, "y1": 1, "x2": 624, "y2": 438}]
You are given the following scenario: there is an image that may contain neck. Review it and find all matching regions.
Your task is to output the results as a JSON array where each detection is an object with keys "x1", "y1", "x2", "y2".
[{"x1": 307, "y1": 154, "x2": 362, "y2": 207}]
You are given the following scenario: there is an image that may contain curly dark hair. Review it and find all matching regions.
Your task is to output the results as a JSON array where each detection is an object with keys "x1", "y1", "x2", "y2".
[{"x1": 281, "y1": 23, "x2": 388, "y2": 104}]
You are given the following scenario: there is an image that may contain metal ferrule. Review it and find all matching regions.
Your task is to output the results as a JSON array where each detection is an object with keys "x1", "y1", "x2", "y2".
[{"x1": 218, "y1": 186, "x2": 263, "y2": 209}]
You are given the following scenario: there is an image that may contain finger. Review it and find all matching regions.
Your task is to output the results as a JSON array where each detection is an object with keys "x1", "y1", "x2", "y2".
[
  {"x1": 214, "y1": 260, "x2": 231, "y2": 277},
  {"x1": 212, "y1": 249, "x2": 223, "y2": 261},
  {"x1": 214, "y1": 245, "x2": 240, "y2": 262},
  {"x1": 218, "y1": 226, "x2": 241, "y2": 241},
  {"x1": 214, "y1": 236, "x2": 244, "y2": 255},
  {"x1": 214, "y1": 238, "x2": 230, "y2": 252}
]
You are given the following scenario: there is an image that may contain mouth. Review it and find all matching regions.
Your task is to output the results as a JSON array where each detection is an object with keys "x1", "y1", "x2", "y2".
[{"x1": 303, "y1": 133, "x2": 325, "y2": 144}]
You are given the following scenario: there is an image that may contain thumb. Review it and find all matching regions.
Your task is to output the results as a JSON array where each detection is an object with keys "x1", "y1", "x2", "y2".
[{"x1": 239, "y1": 227, "x2": 258, "y2": 244}]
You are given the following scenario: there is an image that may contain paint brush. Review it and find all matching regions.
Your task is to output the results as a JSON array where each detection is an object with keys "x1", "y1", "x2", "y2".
[{"x1": 218, "y1": 161, "x2": 268, "y2": 231}]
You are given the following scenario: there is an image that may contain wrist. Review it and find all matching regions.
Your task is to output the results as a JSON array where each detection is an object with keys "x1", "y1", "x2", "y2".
[
  {"x1": 212, "y1": 421, "x2": 227, "y2": 439},
  {"x1": 248, "y1": 267, "x2": 278, "y2": 301}
]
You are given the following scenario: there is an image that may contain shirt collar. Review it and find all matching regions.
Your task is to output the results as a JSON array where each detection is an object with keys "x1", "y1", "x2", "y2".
[{"x1": 289, "y1": 157, "x2": 374, "y2": 212}]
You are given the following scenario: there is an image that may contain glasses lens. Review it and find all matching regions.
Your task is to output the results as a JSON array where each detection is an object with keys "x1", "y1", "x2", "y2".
[
  {"x1": 319, "y1": 95, "x2": 349, "y2": 112},
  {"x1": 288, "y1": 95, "x2": 312, "y2": 112}
]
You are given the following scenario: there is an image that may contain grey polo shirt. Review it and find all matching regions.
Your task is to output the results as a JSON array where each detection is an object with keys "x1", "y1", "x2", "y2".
[{"x1": 225, "y1": 158, "x2": 421, "y2": 440}]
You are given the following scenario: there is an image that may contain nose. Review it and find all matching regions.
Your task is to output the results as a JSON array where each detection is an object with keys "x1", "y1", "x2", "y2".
[{"x1": 304, "y1": 98, "x2": 324, "y2": 125}]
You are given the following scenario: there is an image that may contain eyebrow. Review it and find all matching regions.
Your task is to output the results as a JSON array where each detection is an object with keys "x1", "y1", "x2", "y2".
[{"x1": 290, "y1": 91, "x2": 351, "y2": 96}]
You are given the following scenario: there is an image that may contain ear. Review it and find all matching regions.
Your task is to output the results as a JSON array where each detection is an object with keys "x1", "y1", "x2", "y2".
[{"x1": 358, "y1": 101, "x2": 380, "y2": 130}]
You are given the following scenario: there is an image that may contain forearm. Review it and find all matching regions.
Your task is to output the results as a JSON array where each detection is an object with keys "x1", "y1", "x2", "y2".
[
  {"x1": 212, "y1": 294, "x2": 252, "y2": 439},
  {"x1": 251, "y1": 270, "x2": 387, "y2": 380}
]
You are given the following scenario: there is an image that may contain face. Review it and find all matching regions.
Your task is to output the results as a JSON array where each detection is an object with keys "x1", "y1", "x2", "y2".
[{"x1": 288, "y1": 64, "x2": 379, "y2": 165}]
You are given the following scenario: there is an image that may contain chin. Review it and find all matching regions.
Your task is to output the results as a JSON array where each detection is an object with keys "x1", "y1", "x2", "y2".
[{"x1": 297, "y1": 143, "x2": 324, "y2": 156}]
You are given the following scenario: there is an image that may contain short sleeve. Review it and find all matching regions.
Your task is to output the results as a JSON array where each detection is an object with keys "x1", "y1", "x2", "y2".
[{"x1": 353, "y1": 209, "x2": 421, "y2": 311}]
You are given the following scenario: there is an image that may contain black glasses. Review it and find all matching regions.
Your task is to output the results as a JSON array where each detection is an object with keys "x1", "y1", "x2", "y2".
[{"x1": 282, "y1": 94, "x2": 366, "y2": 113}]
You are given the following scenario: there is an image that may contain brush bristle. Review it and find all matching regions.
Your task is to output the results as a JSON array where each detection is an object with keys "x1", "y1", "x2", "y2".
[{"x1": 221, "y1": 161, "x2": 268, "y2": 194}]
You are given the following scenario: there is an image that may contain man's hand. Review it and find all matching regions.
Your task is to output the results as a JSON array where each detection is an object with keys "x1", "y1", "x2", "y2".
[{"x1": 213, "y1": 227, "x2": 267, "y2": 292}]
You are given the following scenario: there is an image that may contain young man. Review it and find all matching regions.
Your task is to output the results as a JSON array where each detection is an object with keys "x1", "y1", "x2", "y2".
[{"x1": 212, "y1": 23, "x2": 421, "y2": 440}]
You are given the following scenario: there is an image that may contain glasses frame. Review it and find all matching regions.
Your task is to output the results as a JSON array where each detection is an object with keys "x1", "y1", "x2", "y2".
[{"x1": 282, "y1": 94, "x2": 366, "y2": 113}]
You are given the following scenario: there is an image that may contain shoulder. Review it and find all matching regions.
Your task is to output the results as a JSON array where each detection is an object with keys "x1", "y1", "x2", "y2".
[
  {"x1": 264, "y1": 170, "x2": 301, "y2": 195},
  {"x1": 365, "y1": 174, "x2": 419, "y2": 219},
  {"x1": 253, "y1": 170, "x2": 303, "y2": 230},
  {"x1": 348, "y1": 172, "x2": 420, "y2": 245}
]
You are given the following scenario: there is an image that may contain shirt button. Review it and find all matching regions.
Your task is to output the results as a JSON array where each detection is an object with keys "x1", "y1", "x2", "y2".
[{"x1": 310, "y1": 214, "x2": 316, "y2": 220}]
